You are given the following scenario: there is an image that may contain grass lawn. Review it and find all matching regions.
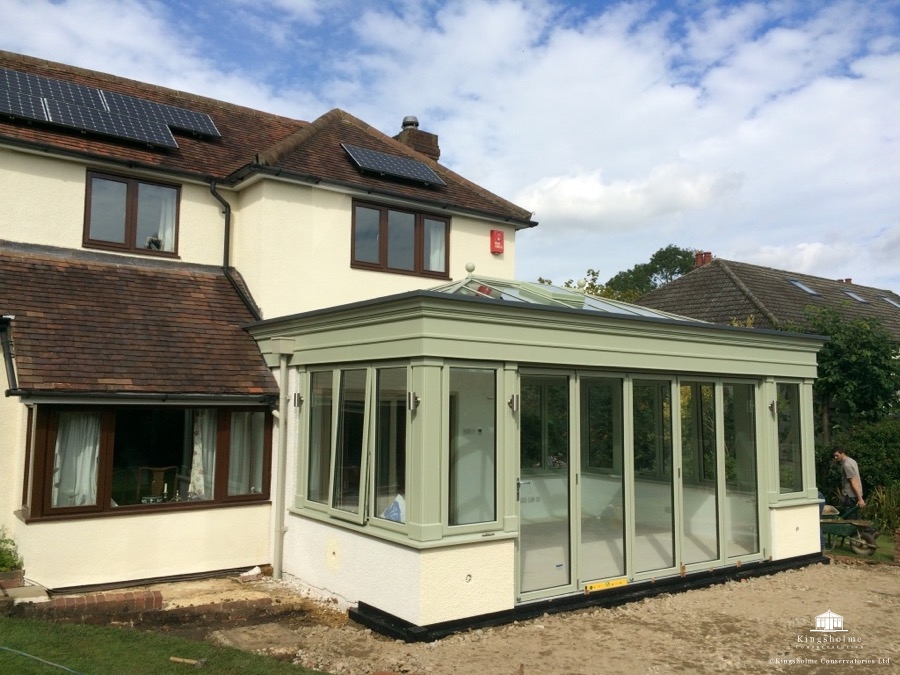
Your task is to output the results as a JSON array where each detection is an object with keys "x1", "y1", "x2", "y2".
[
  {"x1": 0, "y1": 616, "x2": 329, "y2": 675},
  {"x1": 824, "y1": 528, "x2": 896, "y2": 563}
]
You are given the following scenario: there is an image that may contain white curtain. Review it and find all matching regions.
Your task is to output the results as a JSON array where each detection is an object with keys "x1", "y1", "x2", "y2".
[
  {"x1": 188, "y1": 409, "x2": 217, "y2": 500},
  {"x1": 425, "y1": 219, "x2": 446, "y2": 272},
  {"x1": 157, "y1": 186, "x2": 176, "y2": 252},
  {"x1": 228, "y1": 412, "x2": 264, "y2": 495},
  {"x1": 52, "y1": 412, "x2": 101, "y2": 507}
]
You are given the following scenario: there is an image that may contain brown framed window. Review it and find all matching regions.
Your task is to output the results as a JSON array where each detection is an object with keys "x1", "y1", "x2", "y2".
[
  {"x1": 83, "y1": 170, "x2": 180, "y2": 255},
  {"x1": 352, "y1": 201, "x2": 449, "y2": 277},
  {"x1": 29, "y1": 405, "x2": 271, "y2": 518}
]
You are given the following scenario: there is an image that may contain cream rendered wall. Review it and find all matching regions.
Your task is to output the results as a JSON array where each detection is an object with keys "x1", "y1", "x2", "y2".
[
  {"x1": 230, "y1": 179, "x2": 517, "y2": 319},
  {"x1": 0, "y1": 149, "x2": 89, "y2": 249},
  {"x1": 0, "y1": 147, "x2": 224, "y2": 266},
  {"x1": 0, "y1": 386, "x2": 27, "y2": 551},
  {"x1": 282, "y1": 516, "x2": 515, "y2": 626},
  {"x1": 769, "y1": 504, "x2": 821, "y2": 560},
  {"x1": 19, "y1": 505, "x2": 271, "y2": 589}
]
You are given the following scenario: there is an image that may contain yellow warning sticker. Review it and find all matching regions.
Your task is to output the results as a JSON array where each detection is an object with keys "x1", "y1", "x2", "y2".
[{"x1": 584, "y1": 578, "x2": 628, "y2": 593}]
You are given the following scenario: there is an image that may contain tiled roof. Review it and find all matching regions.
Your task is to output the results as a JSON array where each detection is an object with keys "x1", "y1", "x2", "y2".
[
  {"x1": 636, "y1": 258, "x2": 900, "y2": 341},
  {"x1": 0, "y1": 51, "x2": 535, "y2": 228},
  {"x1": 0, "y1": 242, "x2": 278, "y2": 397}
]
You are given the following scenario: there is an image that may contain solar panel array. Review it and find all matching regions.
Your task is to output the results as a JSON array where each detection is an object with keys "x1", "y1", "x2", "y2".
[
  {"x1": 0, "y1": 67, "x2": 220, "y2": 148},
  {"x1": 342, "y1": 143, "x2": 446, "y2": 187}
]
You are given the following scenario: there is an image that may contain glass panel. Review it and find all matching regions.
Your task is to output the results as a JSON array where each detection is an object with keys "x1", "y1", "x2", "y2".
[
  {"x1": 52, "y1": 412, "x2": 101, "y2": 507},
  {"x1": 228, "y1": 411, "x2": 265, "y2": 496},
  {"x1": 387, "y1": 210, "x2": 415, "y2": 270},
  {"x1": 353, "y1": 206, "x2": 380, "y2": 264},
  {"x1": 632, "y1": 380, "x2": 675, "y2": 573},
  {"x1": 449, "y1": 368, "x2": 497, "y2": 526},
  {"x1": 424, "y1": 218, "x2": 446, "y2": 273},
  {"x1": 579, "y1": 377, "x2": 625, "y2": 580},
  {"x1": 111, "y1": 408, "x2": 195, "y2": 505},
  {"x1": 332, "y1": 369, "x2": 367, "y2": 514},
  {"x1": 680, "y1": 382, "x2": 719, "y2": 565},
  {"x1": 519, "y1": 375, "x2": 570, "y2": 593},
  {"x1": 375, "y1": 368, "x2": 407, "y2": 523},
  {"x1": 308, "y1": 371, "x2": 333, "y2": 504},
  {"x1": 777, "y1": 383, "x2": 803, "y2": 494},
  {"x1": 136, "y1": 183, "x2": 177, "y2": 252},
  {"x1": 89, "y1": 176, "x2": 127, "y2": 244},
  {"x1": 724, "y1": 383, "x2": 759, "y2": 556}
]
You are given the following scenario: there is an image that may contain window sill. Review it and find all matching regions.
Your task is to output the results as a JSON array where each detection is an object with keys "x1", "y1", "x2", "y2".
[{"x1": 25, "y1": 499, "x2": 270, "y2": 523}]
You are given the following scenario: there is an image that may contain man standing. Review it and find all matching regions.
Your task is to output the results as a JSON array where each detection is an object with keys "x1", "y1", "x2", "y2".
[{"x1": 833, "y1": 448, "x2": 865, "y2": 509}]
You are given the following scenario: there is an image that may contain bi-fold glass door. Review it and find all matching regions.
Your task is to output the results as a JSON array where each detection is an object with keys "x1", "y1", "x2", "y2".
[{"x1": 517, "y1": 372, "x2": 763, "y2": 601}]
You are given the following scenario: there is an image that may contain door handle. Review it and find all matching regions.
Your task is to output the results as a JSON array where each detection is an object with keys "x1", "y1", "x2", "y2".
[{"x1": 516, "y1": 478, "x2": 531, "y2": 501}]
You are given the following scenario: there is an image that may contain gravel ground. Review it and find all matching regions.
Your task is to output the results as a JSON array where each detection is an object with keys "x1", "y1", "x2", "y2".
[{"x1": 209, "y1": 559, "x2": 899, "y2": 675}]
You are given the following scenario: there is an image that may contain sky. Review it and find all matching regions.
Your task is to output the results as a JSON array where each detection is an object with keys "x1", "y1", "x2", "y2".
[{"x1": 3, "y1": 0, "x2": 899, "y2": 290}]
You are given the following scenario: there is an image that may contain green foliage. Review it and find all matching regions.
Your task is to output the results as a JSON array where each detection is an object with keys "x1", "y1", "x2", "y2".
[
  {"x1": 864, "y1": 483, "x2": 900, "y2": 535},
  {"x1": 546, "y1": 245, "x2": 697, "y2": 303},
  {"x1": 0, "y1": 527, "x2": 23, "y2": 572},
  {"x1": 604, "y1": 244, "x2": 697, "y2": 298},
  {"x1": 816, "y1": 419, "x2": 900, "y2": 499},
  {"x1": 803, "y1": 307, "x2": 900, "y2": 434}
]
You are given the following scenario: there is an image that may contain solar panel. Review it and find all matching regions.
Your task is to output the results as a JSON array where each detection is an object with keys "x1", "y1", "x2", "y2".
[
  {"x1": 45, "y1": 98, "x2": 178, "y2": 147},
  {"x1": 342, "y1": 143, "x2": 446, "y2": 187},
  {"x1": 0, "y1": 88, "x2": 47, "y2": 121},
  {"x1": 0, "y1": 66, "x2": 220, "y2": 147}
]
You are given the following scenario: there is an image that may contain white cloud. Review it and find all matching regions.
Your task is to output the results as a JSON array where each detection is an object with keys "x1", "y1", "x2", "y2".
[{"x1": 2, "y1": 0, "x2": 898, "y2": 291}]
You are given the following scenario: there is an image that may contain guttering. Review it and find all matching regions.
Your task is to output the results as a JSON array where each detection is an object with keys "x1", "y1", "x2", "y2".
[
  {"x1": 209, "y1": 181, "x2": 262, "y2": 321},
  {"x1": 1, "y1": 314, "x2": 21, "y2": 395},
  {"x1": 13, "y1": 391, "x2": 275, "y2": 404}
]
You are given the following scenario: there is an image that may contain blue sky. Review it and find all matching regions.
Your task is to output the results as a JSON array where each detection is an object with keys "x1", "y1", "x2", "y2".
[{"x1": 3, "y1": 0, "x2": 900, "y2": 290}]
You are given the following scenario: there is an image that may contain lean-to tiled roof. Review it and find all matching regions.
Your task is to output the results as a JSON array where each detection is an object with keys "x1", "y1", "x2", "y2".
[
  {"x1": 0, "y1": 50, "x2": 535, "y2": 228},
  {"x1": 0, "y1": 242, "x2": 278, "y2": 397},
  {"x1": 636, "y1": 258, "x2": 900, "y2": 341}
]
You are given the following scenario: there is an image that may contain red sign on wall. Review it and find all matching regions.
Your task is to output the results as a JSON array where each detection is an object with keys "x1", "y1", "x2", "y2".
[{"x1": 490, "y1": 229, "x2": 504, "y2": 254}]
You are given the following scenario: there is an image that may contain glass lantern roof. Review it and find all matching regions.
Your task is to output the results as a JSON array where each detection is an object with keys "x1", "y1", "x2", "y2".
[{"x1": 429, "y1": 269, "x2": 698, "y2": 322}]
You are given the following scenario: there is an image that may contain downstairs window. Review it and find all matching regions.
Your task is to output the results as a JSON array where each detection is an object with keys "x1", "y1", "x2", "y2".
[{"x1": 31, "y1": 405, "x2": 271, "y2": 518}]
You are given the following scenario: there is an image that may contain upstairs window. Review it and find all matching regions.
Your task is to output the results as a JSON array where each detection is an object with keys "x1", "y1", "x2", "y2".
[
  {"x1": 84, "y1": 171, "x2": 179, "y2": 255},
  {"x1": 352, "y1": 201, "x2": 449, "y2": 277}
]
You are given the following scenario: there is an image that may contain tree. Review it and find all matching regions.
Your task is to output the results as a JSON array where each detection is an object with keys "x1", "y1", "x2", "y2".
[
  {"x1": 604, "y1": 244, "x2": 697, "y2": 298},
  {"x1": 800, "y1": 307, "x2": 900, "y2": 443},
  {"x1": 543, "y1": 245, "x2": 697, "y2": 302}
]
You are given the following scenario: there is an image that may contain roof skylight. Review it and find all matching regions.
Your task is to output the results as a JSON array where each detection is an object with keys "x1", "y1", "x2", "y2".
[
  {"x1": 788, "y1": 279, "x2": 819, "y2": 295},
  {"x1": 843, "y1": 291, "x2": 868, "y2": 303},
  {"x1": 883, "y1": 297, "x2": 900, "y2": 309}
]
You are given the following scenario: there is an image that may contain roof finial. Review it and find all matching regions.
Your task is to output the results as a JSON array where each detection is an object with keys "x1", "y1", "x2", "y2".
[
  {"x1": 465, "y1": 262, "x2": 476, "y2": 277},
  {"x1": 576, "y1": 279, "x2": 587, "y2": 293}
]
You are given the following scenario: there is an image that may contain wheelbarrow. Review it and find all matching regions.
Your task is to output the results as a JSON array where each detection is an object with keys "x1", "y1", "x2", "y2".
[{"x1": 820, "y1": 504, "x2": 878, "y2": 556}]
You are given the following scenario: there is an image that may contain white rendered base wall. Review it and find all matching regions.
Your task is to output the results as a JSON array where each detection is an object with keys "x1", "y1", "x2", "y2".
[
  {"x1": 21, "y1": 504, "x2": 272, "y2": 589},
  {"x1": 769, "y1": 503, "x2": 821, "y2": 560},
  {"x1": 282, "y1": 515, "x2": 515, "y2": 626}
]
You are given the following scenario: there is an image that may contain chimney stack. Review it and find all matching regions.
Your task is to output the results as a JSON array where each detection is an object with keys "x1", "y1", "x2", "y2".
[
  {"x1": 394, "y1": 116, "x2": 441, "y2": 161},
  {"x1": 694, "y1": 251, "x2": 713, "y2": 268}
]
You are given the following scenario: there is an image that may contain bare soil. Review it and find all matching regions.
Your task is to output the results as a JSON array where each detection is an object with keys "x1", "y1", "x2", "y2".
[{"x1": 197, "y1": 558, "x2": 899, "y2": 675}]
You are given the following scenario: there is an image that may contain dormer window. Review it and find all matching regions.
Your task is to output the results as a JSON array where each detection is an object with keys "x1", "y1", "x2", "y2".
[{"x1": 84, "y1": 170, "x2": 179, "y2": 255}]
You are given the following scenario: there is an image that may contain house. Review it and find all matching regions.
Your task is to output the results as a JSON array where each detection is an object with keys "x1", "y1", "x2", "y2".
[
  {"x1": 636, "y1": 252, "x2": 900, "y2": 340},
  {"x1": 1, "y1": 51, "x2": 826, "y2": 639}
]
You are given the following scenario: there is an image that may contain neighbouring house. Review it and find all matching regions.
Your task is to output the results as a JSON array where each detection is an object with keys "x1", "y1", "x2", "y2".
[
  {"x1": 1, "y1": 51, "x2": 827, "y2": 640},
  {"x1": 637, "y1": 252, "x2": 900, "y2": 340}
]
